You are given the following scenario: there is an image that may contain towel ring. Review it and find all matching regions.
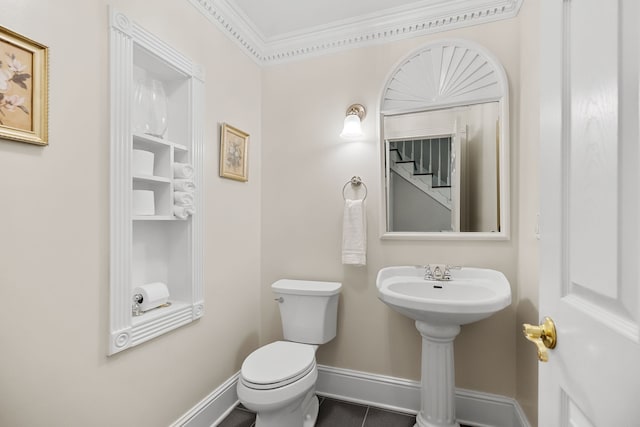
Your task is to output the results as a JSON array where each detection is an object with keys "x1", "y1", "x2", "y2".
[{"x1": 342, "y1": 176, "x2": 368, "y2": 201}]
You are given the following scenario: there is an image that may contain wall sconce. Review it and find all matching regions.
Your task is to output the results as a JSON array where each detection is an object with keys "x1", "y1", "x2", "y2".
[{"x1": 340, "y1": 104, "x2": 366, "y2": 140}]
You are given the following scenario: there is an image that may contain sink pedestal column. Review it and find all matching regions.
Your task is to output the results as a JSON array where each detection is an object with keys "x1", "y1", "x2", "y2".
[{"x1": 414, "y1": 321, "x2": 461, "y2": 427}]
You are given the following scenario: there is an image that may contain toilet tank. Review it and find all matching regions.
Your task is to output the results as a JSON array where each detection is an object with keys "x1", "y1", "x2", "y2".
[{"x1": 272, "y1": 279, "x2": 342, "y2": 344}]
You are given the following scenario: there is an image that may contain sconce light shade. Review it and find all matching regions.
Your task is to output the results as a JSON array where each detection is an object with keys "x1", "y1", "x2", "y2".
[
  {"x1": 341, "y1": 114, "x2": 363, "y2": 139},
  {"x1": 340, "y1": 104, "x2": 366, "y2": 140}
]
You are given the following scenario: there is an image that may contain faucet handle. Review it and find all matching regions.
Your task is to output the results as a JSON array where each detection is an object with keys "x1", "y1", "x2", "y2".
[
  {"x1": 442, "y1": 265, "x2": 462, "y2": 280},
  {"x1": 423, "y1": 265, "x2": 433, "y2": 280}
]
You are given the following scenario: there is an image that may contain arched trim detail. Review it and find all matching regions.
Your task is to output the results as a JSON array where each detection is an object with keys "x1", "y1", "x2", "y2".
[{"x1": 381, "y1": 39, "x2": 508, "y2": 114}]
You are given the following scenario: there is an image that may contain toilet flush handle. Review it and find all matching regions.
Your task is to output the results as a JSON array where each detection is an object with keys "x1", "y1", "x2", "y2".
[{"x1": 274, "y1": 297, "x2": 284, "y2": 303}]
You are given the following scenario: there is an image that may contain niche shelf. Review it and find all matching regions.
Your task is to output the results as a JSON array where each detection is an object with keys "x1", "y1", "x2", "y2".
[{"x1": 109, "y1": 9, "x2": 204, "y2": 355}]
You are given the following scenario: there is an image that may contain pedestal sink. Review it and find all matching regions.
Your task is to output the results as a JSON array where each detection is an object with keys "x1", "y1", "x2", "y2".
[{"x1": 376, "y1": 266, "x2": 511, "y2": 427}]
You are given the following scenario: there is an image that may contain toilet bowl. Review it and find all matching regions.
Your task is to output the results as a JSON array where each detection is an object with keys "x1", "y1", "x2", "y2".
[
  {"x1": 238, "y1": 341, "x2": 319, "y2": 427},
  {"x1": 237, "y1": 280, "x2": 342, "y2": 427}
]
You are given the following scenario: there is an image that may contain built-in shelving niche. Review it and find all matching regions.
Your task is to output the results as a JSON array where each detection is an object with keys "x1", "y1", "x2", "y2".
[{"x1": 109, "y1": 9, "x2": 204, "y2": 355}]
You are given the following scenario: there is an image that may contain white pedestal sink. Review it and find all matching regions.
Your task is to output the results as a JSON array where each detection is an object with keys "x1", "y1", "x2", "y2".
[{"x1": 376, "y1": 266, "x2": 511, "y2": 427}]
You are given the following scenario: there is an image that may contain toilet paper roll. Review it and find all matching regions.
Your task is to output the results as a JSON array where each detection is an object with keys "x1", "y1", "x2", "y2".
[
  {"x1": 133, "y1": 282, "x2": 170, "y2": 312},
  {"x1": 132, "y1": 149, "x2": 155, "y2": 176},
  {"x1": 132, "y1": 190, "x2": 155, "y2": 216}
]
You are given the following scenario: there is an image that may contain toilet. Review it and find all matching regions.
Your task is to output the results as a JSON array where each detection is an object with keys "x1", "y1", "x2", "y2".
[{"x1": 237, "y1": 279, "x2": 342, "y2": 427}]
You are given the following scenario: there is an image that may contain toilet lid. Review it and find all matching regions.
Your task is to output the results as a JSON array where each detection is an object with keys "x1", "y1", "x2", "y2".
[{"x1": 241, "y1": 341, "x2": 316, "y2": 389}]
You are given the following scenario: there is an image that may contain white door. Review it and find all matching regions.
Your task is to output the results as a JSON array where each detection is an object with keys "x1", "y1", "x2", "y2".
[{"x1": 538, "y1": 0, "x2": 640, "y2": 426}]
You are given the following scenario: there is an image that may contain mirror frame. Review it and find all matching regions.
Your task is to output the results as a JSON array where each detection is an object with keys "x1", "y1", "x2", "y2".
[{"x1": 378, "y1": 38, "x2": 510, "y2": 240}]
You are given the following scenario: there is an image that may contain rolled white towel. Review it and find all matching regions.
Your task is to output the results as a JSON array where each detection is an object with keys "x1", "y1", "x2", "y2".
[
  {"x1": 174, "y1": 191, "x2": 194, "y2": 207},
  {"x1": 173, "y1": 163, "x2": 194, "y2": 179},
  {"x1": 174, "y1": 205, "x2": 195, "y2": 220},
  {"x1": 174, "y1": 179, "x2": 195, "y2": 193}
]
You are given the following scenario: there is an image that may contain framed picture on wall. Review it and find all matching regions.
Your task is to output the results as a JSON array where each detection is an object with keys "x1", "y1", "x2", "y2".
[
  {"x1": 0, "y1": 25, "x2": 49, "y2": 146},
  {"x1": 220, "y1": 123, "x2": 249, "y2": 182}
]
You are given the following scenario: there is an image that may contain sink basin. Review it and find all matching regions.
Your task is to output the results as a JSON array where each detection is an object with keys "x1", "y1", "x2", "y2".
[
  {"x1": 376, "y1": 265, "x2": 512, "y2": 427},
  {"x1": 376, "y1": 266, "x2": 511, "y2": 325}
]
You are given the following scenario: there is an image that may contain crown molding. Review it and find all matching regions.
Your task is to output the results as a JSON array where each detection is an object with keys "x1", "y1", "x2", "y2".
[
  {"x1": 188, "y1": 0, "x2": 523, "y2": 66},
  {"x1": 188, "y1": 0, "x2": 266, "y2": 62}
]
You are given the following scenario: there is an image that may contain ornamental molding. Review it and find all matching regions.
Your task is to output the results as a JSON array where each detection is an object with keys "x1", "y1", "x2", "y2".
[{"x1": 188, "y1": 0, "x2": 523, "y2": 66}]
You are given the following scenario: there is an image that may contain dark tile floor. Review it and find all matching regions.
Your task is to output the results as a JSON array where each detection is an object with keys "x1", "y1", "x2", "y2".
[{"x1": 217, "y1": 396, "x2": 473, "y2": 427}]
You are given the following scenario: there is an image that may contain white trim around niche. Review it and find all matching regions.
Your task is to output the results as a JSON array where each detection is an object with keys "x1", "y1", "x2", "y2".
[
  {"x1": 172, "y1": 365, "x2": 531, "y2": 427},
  {"x1": 109, "y1": 8, "x2": 205, "y2": 355},
  {"x1": 187, "y1": 0, "x2": 523, "y2": 65}
]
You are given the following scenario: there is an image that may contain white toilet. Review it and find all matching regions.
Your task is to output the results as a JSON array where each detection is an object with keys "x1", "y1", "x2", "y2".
[{"x1": 237, "y1": 279, "x2": 342, "y2": 427}]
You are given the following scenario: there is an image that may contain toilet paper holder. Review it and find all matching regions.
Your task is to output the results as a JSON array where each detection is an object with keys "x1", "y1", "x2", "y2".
[
  {"x1": 132, "y1": 293, "x2": 172, "y2": 316},
  {"x1": 131, "y1": 282, "x2": 172, "y2": 316},
  {"x1": 132, "y1": 293, "x2": 143, "y2": 316}
]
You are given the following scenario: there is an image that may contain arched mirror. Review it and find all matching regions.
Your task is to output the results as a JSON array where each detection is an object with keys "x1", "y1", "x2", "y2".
[{"x1": 380, "y1": 39, "x2": 509, "y2": 240}]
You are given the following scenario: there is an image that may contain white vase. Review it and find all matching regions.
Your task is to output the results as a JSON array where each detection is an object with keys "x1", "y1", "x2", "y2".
[
  {"x1": 132, "y1": 77, "x2": 168, "y2": 138},
  {"x1": 148, "y1": 78, "x2": 168, "y2": 138},
  {"x1": 132, "y1": 76, "x2": 150, "y2": 134}
]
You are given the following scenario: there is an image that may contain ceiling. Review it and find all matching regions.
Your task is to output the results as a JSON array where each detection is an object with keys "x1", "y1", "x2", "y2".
[
  {"x1": 188, "y1": 0, "x2": 523, "y2": 64},
  {"x1": 228, "y1": 0, "x2": 445, "y2": 41}
]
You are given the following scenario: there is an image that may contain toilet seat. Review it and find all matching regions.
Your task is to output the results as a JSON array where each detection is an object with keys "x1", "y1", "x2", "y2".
[{"x1": 241, "y1": 341, "x2": 316, "y2": 390}]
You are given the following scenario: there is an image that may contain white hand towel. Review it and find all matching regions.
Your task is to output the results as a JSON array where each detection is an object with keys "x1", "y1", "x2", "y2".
[
  {"x1": 173, "y1": 163, "x2": 194, "y2": 179},
  {"x1": 174, "y1": 206, "x2": 195, "y2": 220},
  {"x1": 174, "y1": 179, "x2": 195, "y2": 193},
  {"x1": 174, "y1": 191, "x2": 194, "y2": 207},
  {"x1": 342, "y1": 199, "x2": 367, "y2": 266}
]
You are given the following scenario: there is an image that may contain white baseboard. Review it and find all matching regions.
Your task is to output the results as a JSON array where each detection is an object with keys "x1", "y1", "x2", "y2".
[
  {"x1": 169, "y1": 372, "x2": 239, "y2": 427},
  {"x1": 175, "y1": 365, "x2": 531, "y2": 427},
  {"x1": 316, "y1": 365, "x2": 531, "y2": 427},
  {"x1": 315, "y1": 365, "x2": 421, "y2": 414}
]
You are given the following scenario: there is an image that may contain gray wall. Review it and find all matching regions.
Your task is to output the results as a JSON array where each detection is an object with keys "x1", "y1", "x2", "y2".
[{"x1": 391, "y1": 171, "x2": 452, "y2": 232}]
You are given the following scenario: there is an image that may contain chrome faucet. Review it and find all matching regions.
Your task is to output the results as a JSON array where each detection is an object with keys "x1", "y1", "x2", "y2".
[{"x1": 423, "y1": 264, "x2": 461, "y2": 281}]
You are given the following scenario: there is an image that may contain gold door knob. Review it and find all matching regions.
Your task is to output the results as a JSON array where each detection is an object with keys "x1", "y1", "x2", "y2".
[{"x1": 522, "y1": 317, "x2": 557, "y2": 362}]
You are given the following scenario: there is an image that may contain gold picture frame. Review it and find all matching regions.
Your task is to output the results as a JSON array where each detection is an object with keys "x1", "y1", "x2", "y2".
[
  {"x1": 220, "y1": 123, "x2": 249, "y2": 181},
  {"x1": 0, "y1": 25, "x2": 48, "y2": 146}
]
